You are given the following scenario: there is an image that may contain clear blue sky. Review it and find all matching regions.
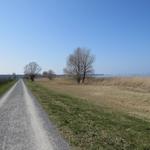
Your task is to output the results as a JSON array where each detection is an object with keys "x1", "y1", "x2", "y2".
[{"x1": 0, "y1": 0, "x2": 150, "y2": 75}]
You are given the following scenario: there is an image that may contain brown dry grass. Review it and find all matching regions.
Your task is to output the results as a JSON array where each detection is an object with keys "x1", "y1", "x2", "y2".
[
  {"x1": 35, "y1": 77, "x2": 150, "y2": 120},
  {"x1": 87, "y1": 77, "x2": 150, "y2": 91}
]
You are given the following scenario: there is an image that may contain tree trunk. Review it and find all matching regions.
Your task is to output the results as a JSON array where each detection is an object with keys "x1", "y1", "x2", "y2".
[
  {"x1": 82, "y1": 72, "x2": 86, "y2": 83},
  {"x1": 77, "y1": 75, "x2": 81, "y2": 84},
  {"x1": 30, "y1": 75, "x2": 35, "y2": 82}
]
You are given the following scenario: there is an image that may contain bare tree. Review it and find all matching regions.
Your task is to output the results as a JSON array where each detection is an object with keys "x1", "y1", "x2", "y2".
[
  {"x1": 64, "y1": 48, "x2": 82, "y2": 83},
  {"x1": 64, "y1": 47, "x2": 95, "y2": 84},
  {"x1": 42, "y1": 71, "x2": 48, "y2": 77},
  {"x1": 12, "y1": 73, "x2": 17, "y2": 80},
  {"x1": 81, "y1": 49, "x2": 95, "y2": 83},
  {"x1": 47, "y1": 70, "x2": 56, "y2": 80},
  {"x1": 24, "y1": 62, "x2": 41, "y2": 81}
]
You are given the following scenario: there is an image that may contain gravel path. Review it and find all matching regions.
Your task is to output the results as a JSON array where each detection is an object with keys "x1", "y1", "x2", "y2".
[{"x1": 0, "y1": 79, "x2": 69, "y2": 150}]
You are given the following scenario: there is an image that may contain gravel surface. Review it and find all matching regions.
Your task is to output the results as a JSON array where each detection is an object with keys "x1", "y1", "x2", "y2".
[{"x1": 0, "y1": 80, "x2": 69, "y2": 150}]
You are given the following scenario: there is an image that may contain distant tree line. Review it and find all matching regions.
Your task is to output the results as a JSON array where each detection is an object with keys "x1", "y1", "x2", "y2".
[
  {"x1": 0, "y1": 73, "x2": 18, "y2": 84},
  {"x1": 42, "y1": 70, "x2": 56, "y2": 80},
  {"x1": 24, "y1": 47, "x2": 95, "y2": 84}
]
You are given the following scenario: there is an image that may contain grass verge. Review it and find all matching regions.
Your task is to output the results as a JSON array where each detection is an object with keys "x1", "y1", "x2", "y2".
[
  {"x1": 0, "y1": 80, "x2": 16, "y2": 96},
  {"x1": 27, "y1": 81, "x2": 150, "y2": 150}
]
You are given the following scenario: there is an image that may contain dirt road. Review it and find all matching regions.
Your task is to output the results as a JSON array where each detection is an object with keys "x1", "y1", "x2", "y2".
[{"x1": 0, "y1": 80, "x2": 69, "y2": 150}]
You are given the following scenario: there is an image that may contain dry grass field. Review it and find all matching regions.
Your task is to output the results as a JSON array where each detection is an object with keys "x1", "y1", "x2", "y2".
[
  {"x1": 36, "y1": 77, "x2": 150, "y2": 120},
  {"x1": 28, "y1": 77, "x2": 150, "y2": 149}
]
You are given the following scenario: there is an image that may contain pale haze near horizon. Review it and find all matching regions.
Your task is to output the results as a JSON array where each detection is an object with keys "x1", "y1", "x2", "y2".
[{"x1": 0, "y1": 0, "x2": 150, "y2": 75}]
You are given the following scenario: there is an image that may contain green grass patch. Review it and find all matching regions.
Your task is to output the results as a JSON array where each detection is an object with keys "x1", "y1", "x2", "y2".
[
  {"x1": 27, "y1": 81, "x2": 150, "y2": 150},
  {"x1": 0, "y1": 80, "x2": 16, "y2": 96}
]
